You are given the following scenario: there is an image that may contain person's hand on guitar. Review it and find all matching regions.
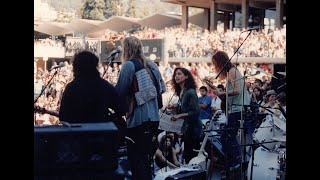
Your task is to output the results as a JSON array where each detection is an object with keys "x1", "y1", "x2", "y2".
[
  {"x1": 203, "y1": 78, "x2": 216, "y2": 89},
  {"x1": 203, "y1": 78, "x2": 224, "y2": 97}
]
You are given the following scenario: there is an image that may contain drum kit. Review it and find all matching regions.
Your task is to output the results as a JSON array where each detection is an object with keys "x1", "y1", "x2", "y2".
[{"x1": 249, "y1": 114, "x2": 286, "y2": 180}]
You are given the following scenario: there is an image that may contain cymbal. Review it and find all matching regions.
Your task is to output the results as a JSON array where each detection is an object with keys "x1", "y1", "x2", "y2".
[
  {"x1": 277, "y1": 72, "x2": 286, "y2": 76},
  {"x1": 271, "y1": 135, "x2": 286, "y2": 142},
  {"x1": 244, "y1": 65, "x2": 278, "y2": 79}
]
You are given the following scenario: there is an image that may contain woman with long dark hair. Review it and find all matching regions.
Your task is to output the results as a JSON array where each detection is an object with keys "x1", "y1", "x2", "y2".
[{"x1": 170, "y1": 67, "x2": 203, "y2": 164}]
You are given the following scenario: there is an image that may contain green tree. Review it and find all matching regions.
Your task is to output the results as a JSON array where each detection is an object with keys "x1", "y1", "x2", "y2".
[
  {"x1": 125, "y1": 0, "x2": 136, "y2": 17},
  {"x1": 104, "y1": 0, "x2": 123, "y2": 19},
  {"x1": 80, "y1": 0, "x2": 106, "y2": 20}
]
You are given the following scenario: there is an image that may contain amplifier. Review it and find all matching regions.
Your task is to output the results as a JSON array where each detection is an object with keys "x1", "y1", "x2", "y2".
[
  {"x1": 34, "y1": 122, "x2": 119, "y2": 176},
  {"x1": 165, "y1": 169, "x2": 206, "y2": 180}
]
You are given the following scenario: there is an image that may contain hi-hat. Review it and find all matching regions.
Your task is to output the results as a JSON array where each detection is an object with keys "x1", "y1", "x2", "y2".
[
  {"x1": 271, "y1": 135, "x2": 286, "y2": 142},
  {"x1": 277, "y1": 72, "x2": 286, "y2": 76},
  {"x1": 244, "y1": 65, "x2": 277, "y2": 79}
]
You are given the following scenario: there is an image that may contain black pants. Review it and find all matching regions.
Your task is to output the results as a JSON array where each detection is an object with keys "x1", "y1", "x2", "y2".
[
  {"x1": 183, "y1": 132, "x2": 201, "y2": 164},
  {"x1": 127, "y1": 121, "x2": 159, "y2": 180}
]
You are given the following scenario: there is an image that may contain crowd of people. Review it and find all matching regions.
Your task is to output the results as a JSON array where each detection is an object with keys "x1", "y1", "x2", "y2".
[{"x1": 35, "y1": 26, "x2": 286, "y2": 60}]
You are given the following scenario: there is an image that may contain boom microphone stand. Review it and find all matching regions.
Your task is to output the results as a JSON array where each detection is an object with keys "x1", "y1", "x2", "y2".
[
  {"x1": 214, "y1": 30, "x2": 254, "y2": 180},
  {"x1": 34, "y1": 68, "x2": 60, "y2": 125},
  {"x1": 34, "y1": 68, "x2": 59, "y2": 104}
]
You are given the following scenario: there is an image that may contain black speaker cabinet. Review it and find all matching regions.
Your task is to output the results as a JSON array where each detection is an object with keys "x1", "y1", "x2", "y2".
[{"x1": 34, "y1": 122, "x2": 119, "y2": 177}]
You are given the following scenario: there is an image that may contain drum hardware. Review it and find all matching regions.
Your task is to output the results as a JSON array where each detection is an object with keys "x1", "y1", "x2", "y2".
[
  {"x1": 271, "y1": 136, "x2": 286, "y2": 142},
  {"x1": 252, "y1": 114, "x2": 286, "y2": 151},
  {"x1": 234, "y1": 141, "x2": 280, "y2": 180},
  {"x1": 244, "y1": 64, "x2": 278, "y2": 79},
  {"x1": 247, "y1": 146, "x2": 280, "y2": 180},
  {"x1": 277, "y1": 72, "x2": 286, "y2": 76}
]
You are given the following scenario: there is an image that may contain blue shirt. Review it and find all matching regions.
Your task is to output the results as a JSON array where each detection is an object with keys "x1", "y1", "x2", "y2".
[{"x1": 198, "y1": 95, "x2": 213, "y2": 120}]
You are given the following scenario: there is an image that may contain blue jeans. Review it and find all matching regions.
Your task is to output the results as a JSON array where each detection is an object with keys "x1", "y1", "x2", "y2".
[{"x1": 220, "y1": 112, "x2": 241, "y2": 168}]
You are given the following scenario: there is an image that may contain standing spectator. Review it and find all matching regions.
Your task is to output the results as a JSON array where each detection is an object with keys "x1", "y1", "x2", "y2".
[{"x1": 198, "y1": 86, "x2": 213, "y2": 125}]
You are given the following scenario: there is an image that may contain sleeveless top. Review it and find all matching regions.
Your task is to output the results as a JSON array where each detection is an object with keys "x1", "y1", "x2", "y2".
[{"x1": 227, "y1": 71, "x2": 251, "y2": 113}]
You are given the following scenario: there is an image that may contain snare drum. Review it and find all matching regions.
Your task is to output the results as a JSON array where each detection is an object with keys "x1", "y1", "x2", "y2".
[
  {"x1": 253, "y1": 115, "x2": 286, "y2": 151},
  {"x1": 247, "y1": 146, "x2": 279, "y2": 180}
]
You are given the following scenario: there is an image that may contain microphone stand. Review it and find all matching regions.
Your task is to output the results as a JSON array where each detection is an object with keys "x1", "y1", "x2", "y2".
[
  {"x1": 34, "y1": 69, "x2": 59, "y2": 125},
  {"x1": 231, "y1": 72, "x2": 260, "y2": 180},
  {"x1": 34, "y1": 69, "x2": 59, "y2": 104},
  {"x1": 215, "y1": 30, "x2": 253, "y2": 117},
  {"x1": 102, "y1": 53, "x2": 116, "y2": 79},
  {"x1": 214, "y1": 30, "x2": 253, "y2": 180}
]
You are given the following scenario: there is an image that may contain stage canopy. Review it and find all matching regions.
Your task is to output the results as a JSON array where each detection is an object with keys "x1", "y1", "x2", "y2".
[
  {"x1": 97, "y1": 16, "x2": 140, "y2": 32},
  {"x1": 138, "y1": 13, "x2": 181, "y2": 30},
  {"x1": 65, "y1": 19, "x2": 102, "y2": 34},
  {"x1": 34, "y1": 22, "x2": 73, "y2": 36}
]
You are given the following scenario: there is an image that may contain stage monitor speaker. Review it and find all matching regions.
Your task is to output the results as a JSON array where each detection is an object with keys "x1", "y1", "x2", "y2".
[
  {"x1": 165, "y1": 169, "x2": 206, "y2": 180},
  {"x1": 34, "y1": 122, "x2": 119, "y2": 177}
]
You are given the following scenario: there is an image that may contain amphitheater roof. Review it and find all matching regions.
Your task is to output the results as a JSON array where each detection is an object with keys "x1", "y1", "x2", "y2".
[
  {"x1": 65, "y1": 19, "x2": 102, "y2": 34},
  {"x1": 138, "y1": 13, "x2": 181, "y2": 30},
  {"x1": 97, "y1": 16, "x2": 140, "y2": 32},
  {"x1": 34, "y1": 22, "x2": 73, "y2": 36}
]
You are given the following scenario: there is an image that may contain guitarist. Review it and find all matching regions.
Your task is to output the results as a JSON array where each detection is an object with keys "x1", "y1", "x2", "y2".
[
  {"x1": 59, "y1": 51, "x2": 126, "y2": 136},
  {"x1": 206, "y1": 51, "x2": 251, "y2": 177}
]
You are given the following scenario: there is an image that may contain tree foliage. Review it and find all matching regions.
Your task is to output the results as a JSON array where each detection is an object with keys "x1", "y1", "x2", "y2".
[
  {"x1": 104, "y1": 0, "x2": 123, "y2": 19},
  {"x1": 80, "y1": 0, "x2": 106, "y2": 20}
]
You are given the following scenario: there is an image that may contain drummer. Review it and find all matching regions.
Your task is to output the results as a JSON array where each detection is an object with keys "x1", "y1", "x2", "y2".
[{"x1": 260, "y1": 90, "x2": 283, "y2": 118}]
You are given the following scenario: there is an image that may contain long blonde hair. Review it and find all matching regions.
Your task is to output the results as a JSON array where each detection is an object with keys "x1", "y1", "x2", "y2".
[{"x1": 121, "y1": 36, "x2": 147, "y2": 66}]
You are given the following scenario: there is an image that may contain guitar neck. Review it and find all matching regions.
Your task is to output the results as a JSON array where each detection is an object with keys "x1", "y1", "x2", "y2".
[
  {"x1": 197, "y1": 111, "x2": 220, "y2": 156},
  {"x1": 34, "y1": 106, "x2": 59, "y2": 117}
]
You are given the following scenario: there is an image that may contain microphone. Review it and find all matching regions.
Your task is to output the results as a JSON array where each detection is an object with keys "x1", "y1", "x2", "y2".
[
  {"x1": 49, "y1": 66, "x2": 60, "y2": 71},
  {"x1": 241, "y1": 27, "x2": 260, "y2": 32},
  {"x1": 251, "y1": 71, "x2": 260, "y2": 76},
  {"x1": 106, "y1": 49, "x2": 121, "y2": 60}
]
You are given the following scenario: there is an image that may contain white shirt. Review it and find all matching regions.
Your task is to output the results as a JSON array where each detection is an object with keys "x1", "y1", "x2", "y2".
[{"x1": 211, "y1": 96, "x2": 222, "y2": 110}]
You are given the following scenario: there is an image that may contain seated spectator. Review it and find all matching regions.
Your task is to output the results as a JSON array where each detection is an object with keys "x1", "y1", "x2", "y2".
[{"x1": 154, "y1": 135, "x2": 182, "y2": 169}]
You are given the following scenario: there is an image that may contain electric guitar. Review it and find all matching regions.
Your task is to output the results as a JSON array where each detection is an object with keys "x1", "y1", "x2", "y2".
[{"x1": 188, "y1": 111, "x2": 221, "y2": 170}]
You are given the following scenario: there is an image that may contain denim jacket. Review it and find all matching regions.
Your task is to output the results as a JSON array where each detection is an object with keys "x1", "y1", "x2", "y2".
[{"x1": 115, "y1": 60, "x2": 166, "y2": 128}]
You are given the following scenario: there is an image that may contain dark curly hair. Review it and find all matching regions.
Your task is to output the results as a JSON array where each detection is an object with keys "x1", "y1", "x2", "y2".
[
  {"x1": 72, "y1": 51, "x2": 99, "y2": 79},
  {"x1": 171, "y1": 67, "x2": 197, "y2": 96}
]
